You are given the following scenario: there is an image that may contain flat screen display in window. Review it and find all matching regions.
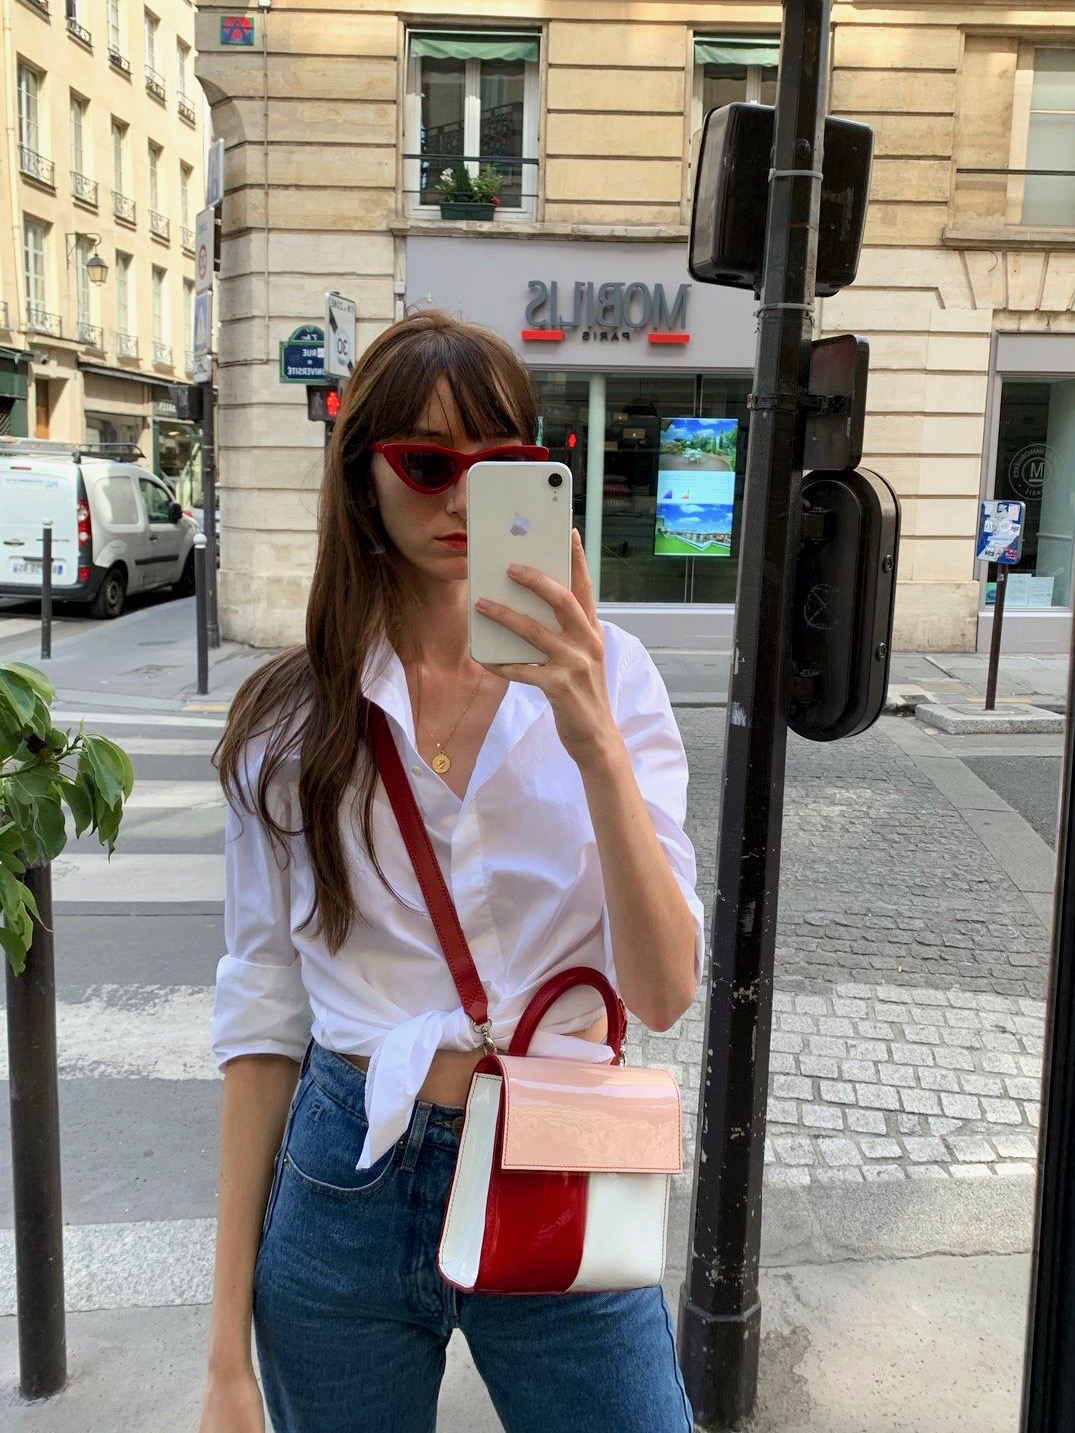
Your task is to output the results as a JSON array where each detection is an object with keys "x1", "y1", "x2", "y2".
[{"x1": 653, "y1": 418, "x2": 737, "y2": 557}]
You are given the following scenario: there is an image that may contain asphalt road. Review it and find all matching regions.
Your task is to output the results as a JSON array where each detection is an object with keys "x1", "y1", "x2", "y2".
[{"x1": 965, "y1": 755, "x2": 1063, "y2": 849}]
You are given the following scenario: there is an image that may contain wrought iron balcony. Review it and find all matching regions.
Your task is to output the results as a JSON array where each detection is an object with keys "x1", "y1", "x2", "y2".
[
  {"x1": 153, "y1": 341, "x2": 172, "y2": 366},
  {"x1": 23, "y1": 0, "x2": 49, "y2": 16},
  {"x1": 27, "y1": 305, "x2": 62, "y2": 337},
  {"x1": 178, "y1": 94, "x2": 196, "y2": 126},
  {"x1": 18, "y1": 147, "x2": 55, "y2": 188},
  {"x1": 72, "y1": 171, "x2": 98, "y2": 207},
  {"x1": 145, "y1": 66, "x2": 166, "y2": 102},
  {"x1": 109, "y1": 48, "x2": 131, "y2": 75},
  {"x1": 180, "y1": 226, "x2": 195, "y2": 254},
  {"x1": 149, "y1": 210, "x2": 170, "y2": 241},
  {"x1": 66, "y1": 15, "x2": 92, "y2": 45},
  {"x1": 78, "y1": 321, "x2": 103, "y2": 349},
  {"x1": 113, "y1": 191, "x2": 136, "y2": 224},
  {"x1": 117, "y1": 331, "x2": 138, "y2": 358}
]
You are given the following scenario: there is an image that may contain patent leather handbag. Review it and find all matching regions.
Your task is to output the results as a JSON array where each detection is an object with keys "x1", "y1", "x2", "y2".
[{"x1": 371, "y1": 706, "x2": 683, "y2": 1295}]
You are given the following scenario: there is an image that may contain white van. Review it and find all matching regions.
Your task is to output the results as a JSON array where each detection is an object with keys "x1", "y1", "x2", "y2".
[{"x1": 0, "y1": 437, "x2": 197, "y2": 619}]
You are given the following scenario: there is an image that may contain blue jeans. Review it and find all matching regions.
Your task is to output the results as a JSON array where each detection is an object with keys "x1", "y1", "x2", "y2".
[{"x1": 253, "y1": 1043, "x2": 694, "y2": 1433}]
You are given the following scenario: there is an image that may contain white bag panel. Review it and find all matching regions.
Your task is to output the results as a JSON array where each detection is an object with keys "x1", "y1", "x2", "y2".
[
  {"x1": 436, "y1": 1073, "x2": 502, "y2": 1291},
  {"x1": 568, "y1": 1171, "x2": 670, "y2": 1292}
]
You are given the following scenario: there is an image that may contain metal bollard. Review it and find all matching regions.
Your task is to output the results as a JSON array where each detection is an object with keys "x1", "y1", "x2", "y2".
[
  {"x1": 40, "y1": 522, "x2": 52, "y2": 661},
  {"x1": 194, "y1": 533, "x2": 209, "y2": 696},
  {"x1": 5, "y1": 865, "x2": 66, "y2": 1400}
]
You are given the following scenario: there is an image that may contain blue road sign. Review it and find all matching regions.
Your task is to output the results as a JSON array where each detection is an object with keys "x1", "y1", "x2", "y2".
[{"x1": 279, "y1": 324, "x2": 326, "y2": 383}]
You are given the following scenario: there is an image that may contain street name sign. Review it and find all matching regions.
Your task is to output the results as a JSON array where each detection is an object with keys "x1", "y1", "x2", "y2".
[{"x1": 279, "y1": 325, "x2": 326, "y2": 383}]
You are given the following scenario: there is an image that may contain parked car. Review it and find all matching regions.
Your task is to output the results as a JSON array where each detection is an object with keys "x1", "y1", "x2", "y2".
[{"x1": 0, "y1": 436, "x2": 198, "y2": 619}]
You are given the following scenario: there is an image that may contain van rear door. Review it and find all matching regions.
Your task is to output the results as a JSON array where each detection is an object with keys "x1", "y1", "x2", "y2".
[{"x1": 0, "y1": 461, "x2": 81, "y2": 589}]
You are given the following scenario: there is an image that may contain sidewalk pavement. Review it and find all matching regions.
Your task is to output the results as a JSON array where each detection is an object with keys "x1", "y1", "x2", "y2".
[
  {"x1": 0, "y1": 596, "x2": 1064, "y2": 1430},
  {"x1": 0, "y1": 593, "x2": 1069, "y2": 713}
]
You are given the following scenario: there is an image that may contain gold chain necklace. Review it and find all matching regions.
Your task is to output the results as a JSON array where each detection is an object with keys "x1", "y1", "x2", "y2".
[{"x1": 416, "y1": 667, "x2": 487, "y2": 775}]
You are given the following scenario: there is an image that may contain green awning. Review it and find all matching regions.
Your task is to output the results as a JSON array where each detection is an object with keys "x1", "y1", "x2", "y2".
[
  {"x1": 411, "y1": 32, "x2": 539, "y2": 63},
  {"x1": 694, "y1": 39, "x2": 779, "y2": 68}
]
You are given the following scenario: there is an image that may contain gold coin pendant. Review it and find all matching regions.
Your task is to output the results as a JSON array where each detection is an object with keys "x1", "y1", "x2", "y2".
[{"x1": 432, "y1": 752, "x2": 452, "y2": 775}]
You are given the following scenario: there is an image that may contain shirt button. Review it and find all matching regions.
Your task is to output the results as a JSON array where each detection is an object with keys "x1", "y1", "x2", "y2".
[{"x1": 410, "y1": 765, "x2": 422, "y2": 776}]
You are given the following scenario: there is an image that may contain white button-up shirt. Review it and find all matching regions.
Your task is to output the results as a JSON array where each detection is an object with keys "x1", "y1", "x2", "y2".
[{"x1": 211, "y1": 622, "x2": 705, "y2": 1167}]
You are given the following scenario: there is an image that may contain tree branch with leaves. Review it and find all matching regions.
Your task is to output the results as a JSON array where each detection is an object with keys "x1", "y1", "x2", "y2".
[{"x1": 0, "y1": 662, "x2": 134, "y2": 975}]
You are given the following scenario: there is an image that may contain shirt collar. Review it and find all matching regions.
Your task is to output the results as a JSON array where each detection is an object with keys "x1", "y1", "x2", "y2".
[{"x1": 362, "y1": 642, "x2": 550, "y2": 797}]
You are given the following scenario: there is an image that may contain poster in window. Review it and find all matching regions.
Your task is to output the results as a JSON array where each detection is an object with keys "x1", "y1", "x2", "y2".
[{"x1": 653, "y1": 417, "x2": 738, "y2": 558}]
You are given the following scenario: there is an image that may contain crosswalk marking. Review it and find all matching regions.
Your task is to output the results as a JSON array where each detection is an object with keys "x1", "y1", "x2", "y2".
[
  {"x1": 52, "y1": 852, "x2": 224, "y2": 903},
  {"x1": 52, "y1": 710, "x2": 225, "y2": 730},
  {"x1": 0, "y1": 1219, "x2": 216, "y2": 1315},
  {"x1": 125, "y1": 780, "x2": 223, "y2": 810},
  {"x1": 0, "y1": 987, "x2": 218, "y2": 1081}
]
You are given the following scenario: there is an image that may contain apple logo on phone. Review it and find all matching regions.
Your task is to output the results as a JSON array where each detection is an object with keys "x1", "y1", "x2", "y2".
[{"x1": 510, "y1": 514, "x2": 530, "y2": 537}]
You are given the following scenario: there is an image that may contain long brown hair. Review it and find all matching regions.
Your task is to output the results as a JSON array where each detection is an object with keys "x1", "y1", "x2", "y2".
[{"x1": 216, "y1": 310, "x2": 538, "y2": 951}]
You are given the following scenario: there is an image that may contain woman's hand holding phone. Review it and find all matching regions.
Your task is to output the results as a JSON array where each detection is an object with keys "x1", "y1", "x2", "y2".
[{"x1": 474, "y1": 529, "x2": 620, "y2": 767}]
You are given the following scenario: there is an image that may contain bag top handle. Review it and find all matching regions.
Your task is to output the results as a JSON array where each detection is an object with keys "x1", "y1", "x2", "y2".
[{"x1": 370, "y1": 704, "x2": 626, "y2": 1063}]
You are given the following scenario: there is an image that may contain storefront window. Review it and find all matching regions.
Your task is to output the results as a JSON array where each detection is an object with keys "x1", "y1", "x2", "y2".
[
  {"x1": 155, "y1": 417, "x2": 204, "y2": 508},
  {"x1": 990, "y1": 377, "x2": 1075, "y2": 609},
  {"x1": 85, "y1": 410, "x2": 143, "y2": 456},
  {"x1": 531, "y1": 370, "x2": 752, "y2": 604}
]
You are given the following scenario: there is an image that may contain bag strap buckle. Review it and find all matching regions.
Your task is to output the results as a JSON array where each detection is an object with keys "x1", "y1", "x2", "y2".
[{"x1": 473, "y1": 1020, "x2": 499, "y2": 1056}]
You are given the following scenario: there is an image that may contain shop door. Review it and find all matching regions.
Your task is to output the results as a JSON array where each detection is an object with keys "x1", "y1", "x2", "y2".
[{"x1": 35, "y1": 380, "x2": 50, "y2": 438}]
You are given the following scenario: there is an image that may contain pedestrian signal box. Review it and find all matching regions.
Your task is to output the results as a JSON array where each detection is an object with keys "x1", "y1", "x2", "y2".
[
  {"x1": 168, "y1": 384, "x2": 204, "y2": 423},
  {"x1": 690, "y1": 103, "x2": 874, "y2": 297},
  {"x1": 306, "y1": 384, "x2": 341, "y2": 426},
  {"x1": 788, "y1": 468, "x2": 900, "y2": 742}
]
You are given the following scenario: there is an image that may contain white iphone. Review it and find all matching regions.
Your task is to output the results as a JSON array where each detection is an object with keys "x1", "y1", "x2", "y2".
[{"x1": 467, "y1": 460, "x2": 574, "y2": 665}]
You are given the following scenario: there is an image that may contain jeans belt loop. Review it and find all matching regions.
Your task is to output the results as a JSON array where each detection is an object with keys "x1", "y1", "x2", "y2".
[{"x1": 400, "y1": 1101, "x2": 432, "y2": 1172}]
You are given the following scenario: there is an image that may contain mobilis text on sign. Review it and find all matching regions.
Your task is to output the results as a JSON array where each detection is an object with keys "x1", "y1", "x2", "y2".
[{"x1": 522, "y1": 280, "x2": 691, "y2": 345}]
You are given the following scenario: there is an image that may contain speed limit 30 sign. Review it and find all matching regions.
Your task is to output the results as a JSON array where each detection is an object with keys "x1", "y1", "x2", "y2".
[{"x1": 325, "y1": 292, "x2": 356, "y2": 379}]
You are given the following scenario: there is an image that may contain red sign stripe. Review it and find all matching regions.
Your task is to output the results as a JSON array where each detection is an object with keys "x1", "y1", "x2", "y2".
[
  {"x1": 648, "y1": 333, "x2": 690, "y2": 345},
  {"x1": 520, "y1": 329, "x2": 565, "y2": 342}
]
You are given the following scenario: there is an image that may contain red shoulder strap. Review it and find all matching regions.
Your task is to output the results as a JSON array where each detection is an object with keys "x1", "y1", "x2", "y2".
[
  {"x1": 369, "y1": 703, "x2": 625, "y2": 1064},
  {"x1": 368, "y1": 705, "x2": 490, "y2": 1032}
]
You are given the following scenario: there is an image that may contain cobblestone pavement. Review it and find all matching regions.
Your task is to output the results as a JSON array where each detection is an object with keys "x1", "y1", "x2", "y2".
[{"x1": 631, "y1": 708, "x2": 1057, "y2": 1185}]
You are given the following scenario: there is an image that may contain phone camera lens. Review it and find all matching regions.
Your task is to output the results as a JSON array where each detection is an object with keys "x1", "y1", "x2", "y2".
[{"x1": 548, "y1": 473, "x2": 563, "y2": 489}]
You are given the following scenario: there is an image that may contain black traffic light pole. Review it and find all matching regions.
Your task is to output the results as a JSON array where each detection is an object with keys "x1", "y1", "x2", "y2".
[
  {"x1": 678, "y1": 1, "x2": 830, "y2": 1426},
  {"x1": 1021, "y1": 581, "x2": 1075, "y2": 1426},
  {"x1": 201, "y1": 374, "x2": 220, "y2": 648}
]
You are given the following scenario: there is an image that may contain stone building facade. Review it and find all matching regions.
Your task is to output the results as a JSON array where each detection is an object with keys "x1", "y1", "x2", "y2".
[
  {"x1": 194, "y1": 1, "x2": 1075, "y2": 653},
  {"x1": 0, "y1": 0, "x2": 205, "y2": 493}
]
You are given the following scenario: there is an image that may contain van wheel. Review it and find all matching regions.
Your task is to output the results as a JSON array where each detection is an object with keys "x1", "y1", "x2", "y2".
[
  {"x1": 173, "y1": 551, "x2": 196, "y2": 598},
  {"x1": 90, "y1": 565, "x2": 127, "y2": 619}
]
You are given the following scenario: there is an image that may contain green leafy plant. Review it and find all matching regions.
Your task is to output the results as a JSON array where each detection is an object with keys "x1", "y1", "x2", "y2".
[
  {"x1": 0, "y1": 662, "x2": 134, "y2": 975},
  {"x1": 437, "y1": 164, "x2": 502, "y2": 205}
]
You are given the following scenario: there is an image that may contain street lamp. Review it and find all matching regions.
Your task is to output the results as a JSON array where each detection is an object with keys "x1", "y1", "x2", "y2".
[{"x1": 65, "y1": 233, "x2": 109, "y2": 284}]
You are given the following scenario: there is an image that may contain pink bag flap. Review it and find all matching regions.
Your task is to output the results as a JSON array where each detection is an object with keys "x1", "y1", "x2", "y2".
[{"x1": 492, "y1": 1055, "x2": 682, "y2": 1175}]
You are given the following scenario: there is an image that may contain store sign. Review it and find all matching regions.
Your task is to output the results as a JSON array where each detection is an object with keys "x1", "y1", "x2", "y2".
[
  {"x1": 522, "y1": 280, "x2": 691, "y2": 345},
  {"x1": 1008, "y1": 442, "x2": 1059, "y2": 503}
]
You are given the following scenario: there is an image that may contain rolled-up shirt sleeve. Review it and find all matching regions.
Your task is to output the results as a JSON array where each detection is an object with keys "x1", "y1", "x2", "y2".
[
  {"x1": 211, "y1": 754, "x2": 312, "y2": 1067},
  {"x1": 610, "y1": 633, "x2": 707, "y2": 985}
]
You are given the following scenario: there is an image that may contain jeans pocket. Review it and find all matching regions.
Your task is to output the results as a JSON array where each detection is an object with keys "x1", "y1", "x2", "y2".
[{"x1": 282, "y1": 1080, "x2": 400, "y2": 1201}]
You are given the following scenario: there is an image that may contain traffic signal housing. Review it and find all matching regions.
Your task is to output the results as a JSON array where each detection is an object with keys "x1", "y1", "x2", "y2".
[
  {"x1": 788, "y1": 468, "x2": 900, "y2": 742},
  {"x1": 306, "y1": 384, "x2": 341, "y2": 426},
  {"x1": 168, "y1": 384, "x2": 204, "y2": 423}
]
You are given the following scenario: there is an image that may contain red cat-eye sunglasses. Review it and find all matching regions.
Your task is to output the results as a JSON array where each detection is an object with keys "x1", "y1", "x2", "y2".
[{"x1": 369, "y1": 442, "x2": 549, "y2": 495}]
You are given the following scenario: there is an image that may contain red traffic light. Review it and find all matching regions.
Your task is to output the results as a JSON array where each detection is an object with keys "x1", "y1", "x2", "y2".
[
  {"x1": 566, "y1": 431, "x2": 577, "y2": 450},
  {"x1": 306, "y1": 384, "x2": 341, "y2": 424}
]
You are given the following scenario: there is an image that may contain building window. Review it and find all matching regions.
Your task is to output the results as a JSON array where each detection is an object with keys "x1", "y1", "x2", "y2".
[
  {"x1": 177, "y1": 39, "x2": 190, "y2": 101},
  {"x1": 70, "y1": 93, "x2": 88, "y2": 176},
  {"x1": 180, "y1": 162, "x2": 191, "y2": 226},
  {"x1": 107, "y1": 0, "x2": 124, "y2": 57},
  {"x1": 1021, "y1": 49, "x2": 1075, "y2": 226},
  {"x1": 404, "y1": 31, "x2": 540, "y2": 215},
  {"x1": 149, "y1": 142, "x2": 162, "y2": 210},
  {"x1": 24, "y1": 219, "x2": 48, "y2": 309},
  {"x1": 17, "y1": 64, "x2": 43, "y2": 156},
  {"x1": 112, "y1": 119, "x2": 126, "y2": 192},
  {"x1": 692, "y1": 36, "x2": 779, "y2": 137},
  {"x1": 144, "y1": 10, "x2": 158, "y2": 71},
  {"x1": 75, "y1": 237, "x2": 96, "y2": 328},
  {"x1": 152, "y1": 264, "x2": 167, "y2": 342},
  {"x1": 116, "y1": 251, "x2": 133, "y2": 333}
]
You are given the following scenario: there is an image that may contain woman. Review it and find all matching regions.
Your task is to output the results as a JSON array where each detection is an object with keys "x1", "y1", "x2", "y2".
[{"x1": 200, "y1": 311, "x2": 705, "y2": 1433}]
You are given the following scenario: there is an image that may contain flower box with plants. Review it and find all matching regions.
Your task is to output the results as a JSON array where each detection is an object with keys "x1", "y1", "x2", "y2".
[{"x1": 437, "y1": 164, "x2": 503, "y2": 221}]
